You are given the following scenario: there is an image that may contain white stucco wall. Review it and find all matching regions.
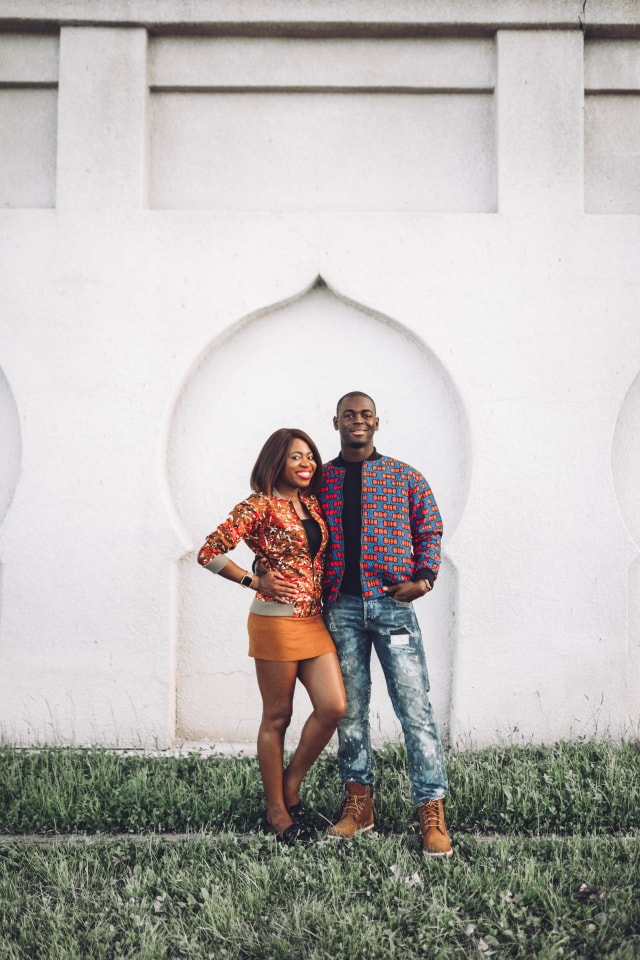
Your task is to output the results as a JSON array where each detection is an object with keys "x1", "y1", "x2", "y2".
[{"x1": 0, "y1": 0, "x2": 639, "y2": 750}]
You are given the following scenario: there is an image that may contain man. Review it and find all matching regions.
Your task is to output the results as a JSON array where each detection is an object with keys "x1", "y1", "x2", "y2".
[{"x1": 319, "y1": 391, "x2": 452, "y2": 858}]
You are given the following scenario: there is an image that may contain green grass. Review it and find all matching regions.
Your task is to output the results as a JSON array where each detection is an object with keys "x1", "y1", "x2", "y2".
[
  {"x1": 0, "y1": 740, "x2": 638, "y2": 959},
  {"x1": 1, "y1": 739, "x2": 638, "y2": 836},
  {"x1": 0, "y1": 834, "x2": 638, "y2": 960}
]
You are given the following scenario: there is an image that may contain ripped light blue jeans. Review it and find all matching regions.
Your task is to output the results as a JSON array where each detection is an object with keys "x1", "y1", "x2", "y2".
[{"x1": 323, "y1": 593, "x2": 448, "y2": 806}]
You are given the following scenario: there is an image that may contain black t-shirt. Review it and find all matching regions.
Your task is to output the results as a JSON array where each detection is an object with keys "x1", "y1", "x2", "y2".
[
  {"x1": 339, "y1": 459, "x2": 364, "y2": 595},
  {"x1": 301, "y1": 517, "x2": 322, "y2": 559}
]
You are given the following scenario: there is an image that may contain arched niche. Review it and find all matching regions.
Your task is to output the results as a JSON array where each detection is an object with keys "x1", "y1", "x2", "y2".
[
  {"x1": 166, "y1": 279, "x2": 470, "y2": 745},
  {"x1": 0, "y1": 366, "x2": 21, "y2": 530},
  {"x1": 613, "y1": 372, "x2": 640, "y2": 549},
  {"x1": 612, "y1": 371, "x2": 640, "y2": 718},
  {"x1": 0, "y1": 366, "x2": 22, "y2": 623}
]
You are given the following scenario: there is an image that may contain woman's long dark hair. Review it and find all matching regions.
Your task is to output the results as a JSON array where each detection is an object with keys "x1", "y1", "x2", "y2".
[{"x1": 250, "y1": 428, "x2": 323, "y2": 496}]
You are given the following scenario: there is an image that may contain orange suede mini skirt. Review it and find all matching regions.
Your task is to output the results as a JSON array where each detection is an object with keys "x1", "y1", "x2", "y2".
[{"x1": 247, "y1": 613, "x2": 336, "y2": 661}]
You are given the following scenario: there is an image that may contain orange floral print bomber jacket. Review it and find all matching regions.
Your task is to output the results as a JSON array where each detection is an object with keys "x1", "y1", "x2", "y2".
[{"x1": 197, "y1": 492, "x2": 328, "y2": 619}]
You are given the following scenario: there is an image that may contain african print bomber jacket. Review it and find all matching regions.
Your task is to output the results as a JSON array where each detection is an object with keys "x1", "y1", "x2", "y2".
[
  {"x1": 197, "y1": 492, "x2": 328, "y2": 619},
  {"x1": 319, "y1": 454, "x2": 443, "y2": 603}
]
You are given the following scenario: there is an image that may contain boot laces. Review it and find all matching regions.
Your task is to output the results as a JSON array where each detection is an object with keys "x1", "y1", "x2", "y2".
[
  {"x1": 419, "y1": 800, "x2": 444, "y2": 833},
  {"x1": 343, "y1": 793, "x2": 368, "y2": 818}
]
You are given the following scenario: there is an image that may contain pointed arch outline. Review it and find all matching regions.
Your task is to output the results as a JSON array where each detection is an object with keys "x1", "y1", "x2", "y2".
[{"x1": 163, "y1": 274, "x2": 470, "y2": 744}]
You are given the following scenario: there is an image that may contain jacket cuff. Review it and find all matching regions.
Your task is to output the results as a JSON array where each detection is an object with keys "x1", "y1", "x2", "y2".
[
  {"x1": 414, "y1": 568, "x2": 435, "y2": 587},
  {"x1": 202, "y1": 555, "x2": 230, "y2": 574}
]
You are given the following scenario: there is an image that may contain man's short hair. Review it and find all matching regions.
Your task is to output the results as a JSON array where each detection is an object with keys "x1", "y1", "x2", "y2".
[{"x1": 336, "y1": 391, "x2": 376, "y2": 416}]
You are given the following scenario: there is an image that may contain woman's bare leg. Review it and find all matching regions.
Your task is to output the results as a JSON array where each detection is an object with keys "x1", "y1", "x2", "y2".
[
  {"x1": 254, "y1": 658, "x2": 299, "y2": 834},
  {"x1": 283, "y1": 651, "x2": 346, "y2": 809}
]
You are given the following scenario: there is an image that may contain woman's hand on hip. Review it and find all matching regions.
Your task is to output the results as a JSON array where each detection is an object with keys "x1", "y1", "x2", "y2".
[{"x1": 258, "y1": 569, "x2": 297, "y2": 603}]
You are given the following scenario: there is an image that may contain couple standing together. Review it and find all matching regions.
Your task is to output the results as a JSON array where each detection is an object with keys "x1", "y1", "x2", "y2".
[{"x1": 197, "y1": 391, "x2": 453, "y2": 859}]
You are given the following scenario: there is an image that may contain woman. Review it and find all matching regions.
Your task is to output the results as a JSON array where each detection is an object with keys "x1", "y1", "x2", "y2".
[{"x1": 197, "y1": 428, "x2": 346, "y2": 843}]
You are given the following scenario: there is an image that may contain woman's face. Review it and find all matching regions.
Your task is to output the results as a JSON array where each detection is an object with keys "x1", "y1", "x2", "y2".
[{"x1": 276, "y1": 437, "x2": 317, "y2": 497}]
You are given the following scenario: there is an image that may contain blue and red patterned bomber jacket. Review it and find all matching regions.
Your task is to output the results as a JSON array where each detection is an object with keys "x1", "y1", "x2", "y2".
[{"x1": 319, "y1": 455, "x2": 443, "y2": 603}]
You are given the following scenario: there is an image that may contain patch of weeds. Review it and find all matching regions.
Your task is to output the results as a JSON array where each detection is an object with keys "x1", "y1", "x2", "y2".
[{"x1": 446, "y1": 738, "x2": 640, "y2": 835}]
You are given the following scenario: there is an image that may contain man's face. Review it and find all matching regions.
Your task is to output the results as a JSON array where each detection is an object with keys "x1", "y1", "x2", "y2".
[{"x1": 333, "y1": 395, "x2": 379, "y2": 452}]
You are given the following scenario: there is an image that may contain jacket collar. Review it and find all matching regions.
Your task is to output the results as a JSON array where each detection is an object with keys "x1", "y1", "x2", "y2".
[{"x1": 332, "y1": 449, "x2": 382, "y2": 467}]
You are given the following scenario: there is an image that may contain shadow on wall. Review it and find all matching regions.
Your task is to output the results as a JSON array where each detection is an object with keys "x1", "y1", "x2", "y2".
[
  {"x1": 0, "y1": 366, "x2": 22, "y2": 624},
  {"x1": 165, "y1": 278, "x2": 470, "y2": 745}
]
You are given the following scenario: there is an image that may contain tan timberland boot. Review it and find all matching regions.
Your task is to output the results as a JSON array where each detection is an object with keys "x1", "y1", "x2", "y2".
[
  {"x1": 327, "y1": 782, "x2": 375, "y2": 839},
  {"x1": 418, "y1": 799, "x2": 453, "y2": 858}
]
